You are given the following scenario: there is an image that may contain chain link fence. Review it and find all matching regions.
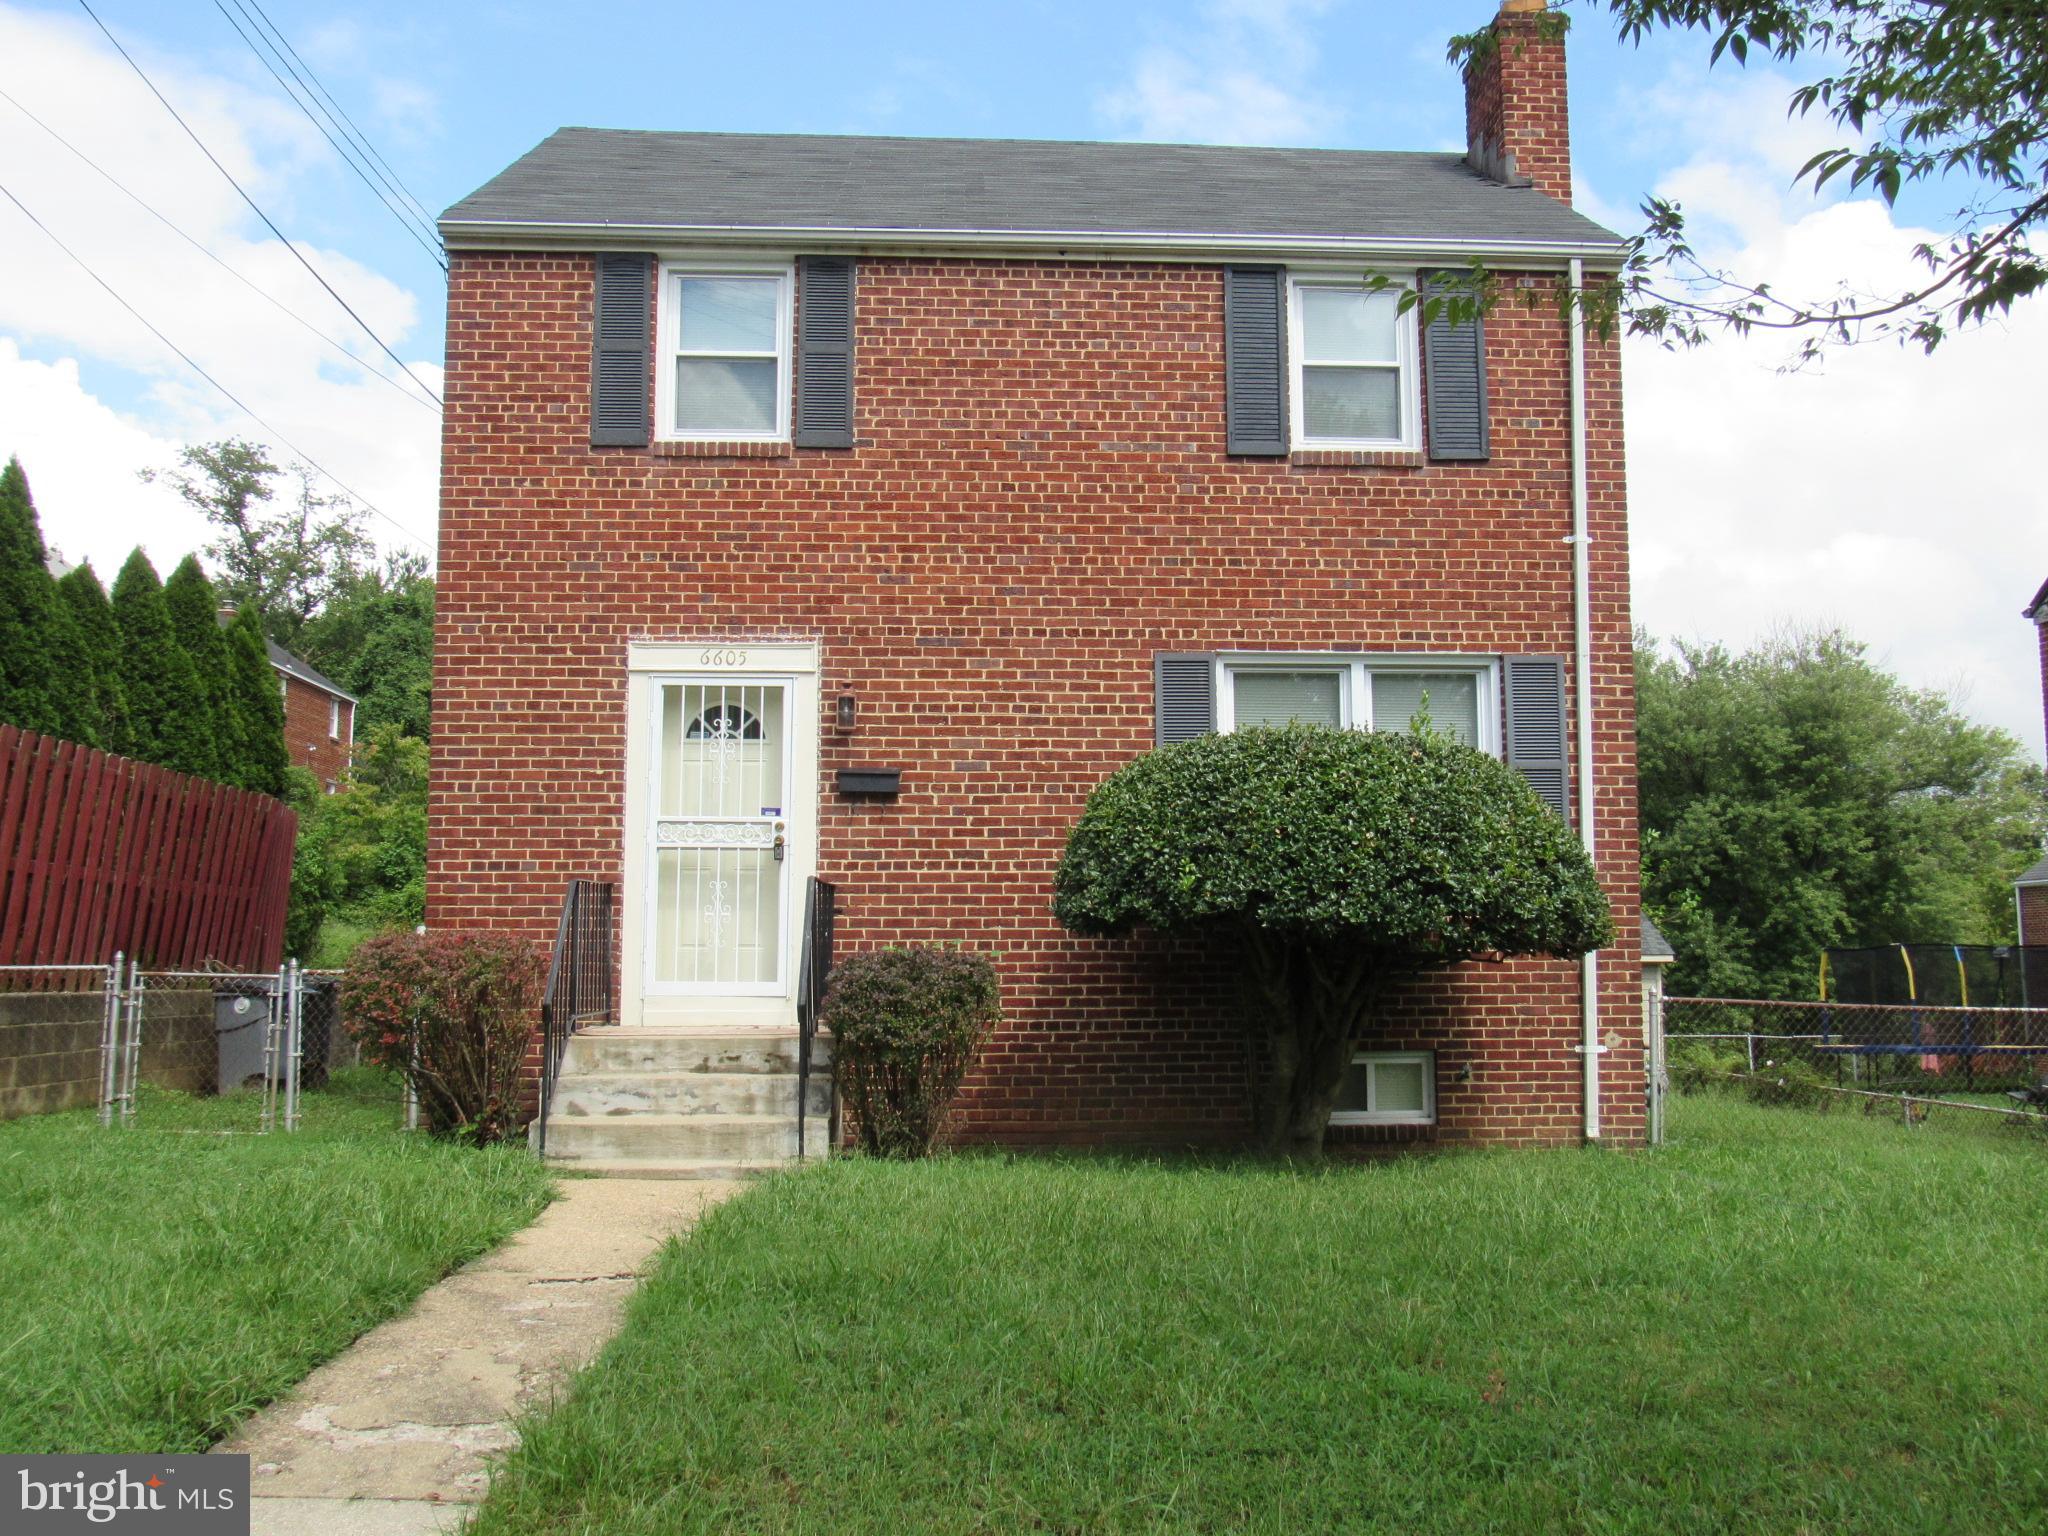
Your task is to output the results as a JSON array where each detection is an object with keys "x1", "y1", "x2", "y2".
[
  {"x1": 1665, "y1": 996, "x2": 2048, "y2": 1136},
  {"x1": 98, "y1": 960, "x2": 354, "y2": 1132}
]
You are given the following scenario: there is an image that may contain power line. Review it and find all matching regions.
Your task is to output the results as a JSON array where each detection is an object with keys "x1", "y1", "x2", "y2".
[
  {"x1": 75, "y1": 0, "x2": 444, "y2": 408},
  {"x1": 0, "y1": 86, "x2": 440, "y2": 414},
  {"x1": 233, "y1": 0, "x2": 442, "y2": 235},
  {"x1": 211, "y1": 0, "x2": 447, "y2": 270},
  {"x1": 0, "y1": 177, "x2": 435, "y2": 554}
]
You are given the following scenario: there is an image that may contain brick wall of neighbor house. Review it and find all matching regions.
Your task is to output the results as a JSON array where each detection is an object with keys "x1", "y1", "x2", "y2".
[
  {"x1": 283, "y1": 676, "x2": 351, "y2": 787},
  {"x1": 431, "y1": 246, "x2": 1645, "y2": 1148},
  {"x1": 2022, "y1": 885, "x2": 2048, "y2": 947}
]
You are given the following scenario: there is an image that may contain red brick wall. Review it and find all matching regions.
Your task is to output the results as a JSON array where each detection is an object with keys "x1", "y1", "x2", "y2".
[
  {"x1": 2037, "y1": 616, "x2": 2047, "y2": 761},
  {"x1": 1464, "y1": 5, "x2": 1573, "y2": 203},
  {"x1": 282, "y1": 675, "x2": 351, "y2": 788},
  {"x1": 2023, "y1": 886, "x2": 2048, "y2": 948},
  {"x1": 432, "y1": 250, "x2": 1644, "y2": 1148}
]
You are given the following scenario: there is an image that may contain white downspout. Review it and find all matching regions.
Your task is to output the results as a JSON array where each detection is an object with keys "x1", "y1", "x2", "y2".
[{"x1": 1568, "y1": 256, "x2": 1602, "y2": 1141}]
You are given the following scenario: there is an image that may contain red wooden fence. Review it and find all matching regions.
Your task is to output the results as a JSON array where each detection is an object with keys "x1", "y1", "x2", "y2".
[{"x1": 0, "y1": 725, "x2": 297, "y2": 980}]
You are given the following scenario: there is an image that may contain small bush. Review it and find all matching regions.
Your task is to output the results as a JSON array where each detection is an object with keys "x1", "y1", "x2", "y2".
[
  {"x1": 340, "y1": 930, "x2": 545, "y2": 1145},
  {"x1": 1747, "y1": 1055, "x2": 1833, "y2": 1113},
  {"x1": 824, "y1": 946, "x2": 1001, "y2": 1158},
  {"x1": 1668, "y1": 1039, "x2": 1746, "y2": 1095}
]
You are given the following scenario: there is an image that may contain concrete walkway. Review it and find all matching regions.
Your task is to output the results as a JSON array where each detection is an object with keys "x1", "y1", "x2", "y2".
[{"x1": 217, "y1": 1179, "x2": 741, "y2": 1535}]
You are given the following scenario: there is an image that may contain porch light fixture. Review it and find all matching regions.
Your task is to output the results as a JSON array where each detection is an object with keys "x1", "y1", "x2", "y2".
[{"x1": 836, "y1": 694, "x2": 857, "y2": 730}]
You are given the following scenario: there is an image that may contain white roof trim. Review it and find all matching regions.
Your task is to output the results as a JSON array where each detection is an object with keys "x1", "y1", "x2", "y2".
[{"x1": 438, "y1": 218, "x2": 1629, "y2": 266}]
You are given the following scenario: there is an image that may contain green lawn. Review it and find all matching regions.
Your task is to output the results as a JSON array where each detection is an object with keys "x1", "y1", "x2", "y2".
[
  {"x1": 472, "y1": 1095, "x2": 2048, "y2": 1535},
  {"x1": 0, "y1": 1069, "x2": 554, "y2": 1453}
]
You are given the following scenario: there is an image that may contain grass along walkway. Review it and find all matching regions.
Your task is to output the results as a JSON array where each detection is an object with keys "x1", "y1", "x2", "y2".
[
  {"x1": 472, "y1": 1094, "x2": 2048, "y2": 1535},
  {"x1": 0, "y1": 1069, "x2": 554, "y2": 1453}
]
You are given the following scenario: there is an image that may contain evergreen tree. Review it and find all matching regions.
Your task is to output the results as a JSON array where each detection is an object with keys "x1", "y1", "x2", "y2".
[
  {"x1": 57, "y1": 564, "x2": 125, "y2": 753},
  {"x1": 162, "y1": 555, "x2": 230, "y2": 781},
  {"x1": 0, "y1": 456, "x2": 71, "y2": 738},
  {"x1": 225, "y1": 604, "x2": 288, "y2": 796},
  {"x1": 110, "y1": 550, "x2": 214, "y2": 778}
]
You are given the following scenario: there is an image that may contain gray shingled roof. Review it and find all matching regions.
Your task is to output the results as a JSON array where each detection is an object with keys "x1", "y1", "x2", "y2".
[
  {"x1": 264, "y1": 639, "x2": 354, "y2": 703},
  {"x1": 2026, "y1": 577, "x2": 2048, "y2": 619},
  {"x1": 442, "y1": 129, "x2": 1624, "y2": 253},
  {"x1": 2020, "y1": 855, "x2": 2048, "y2": 887},
  {"x1": 1641, "y1": 915, "x2": 1676, "y2": 962}
]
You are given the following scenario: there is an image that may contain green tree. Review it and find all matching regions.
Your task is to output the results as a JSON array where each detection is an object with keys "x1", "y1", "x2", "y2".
[
  {"x1": 0, "y1": 456, "x2": 75, "y2": 740},
  {"x1": 56, "y1": 564, "x2": 126, "y2": 754},
  {"x1": 297, "y1": 552, "x2": 435, "y2": 739},
  {"x1": 109, "y1": 550, "x2": 213, "y2": 778},
  {"x1": 161, "y1": 556, "x2": 231, "y2": 781},
  {"x1": 224, "y1": 604, "x2": 288, "y2": 796},
  {"x1": 1636, "y1": 628, "x2": 2047, "y2": 998},
  {"x1": 286, "y1": 728, "x2": 428, "y2": 961},
  {"x1": 141, "y1": 439, "x2": 371, "y2": 648},
  {"x1": 1053, "y1": 726, "x2": 1613, "y2": 1156},
  {"x1": 1445, "y1": 2, "x2": 2048, "y2": 356}
]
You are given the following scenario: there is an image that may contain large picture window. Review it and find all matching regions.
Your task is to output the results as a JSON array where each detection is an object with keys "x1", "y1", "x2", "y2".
[
  {"x1": 1217, "y1": 655, "x2": 1495, "y2": 752},
  {"x1": 658, "y1": 267, "x2": 792, "y2": 441},
  {"x1": 1288, "y1": 275, "x2": 1419, "y2": 450}
]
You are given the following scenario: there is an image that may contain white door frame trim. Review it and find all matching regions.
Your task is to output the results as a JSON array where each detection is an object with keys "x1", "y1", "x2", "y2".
[{"x1": 621, "y1": 642, "x2": 820, "y2": 1029}]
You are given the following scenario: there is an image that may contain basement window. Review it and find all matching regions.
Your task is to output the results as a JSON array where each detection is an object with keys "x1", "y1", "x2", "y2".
[{"x1": 1329, "y1": 1051, "x2": 1436, "y2": 1126}]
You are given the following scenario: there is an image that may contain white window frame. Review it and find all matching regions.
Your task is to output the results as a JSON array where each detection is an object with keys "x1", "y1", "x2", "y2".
[
  {"x1": 655, "y1": 261, "x2": 794, "y2": 443},
  {"x1": 327, "y1": 697, "x2": 341, "y2": 741},
  {"x1": 1215, "y1": 653, "x2": 1500, "y2": 756},
  {"x1": 1330, "y1": 1050, "x2": 1437, "y2": 1126},
  {"x1": 1286, "y1": 271, "x2": 1421, "y2": 452}
]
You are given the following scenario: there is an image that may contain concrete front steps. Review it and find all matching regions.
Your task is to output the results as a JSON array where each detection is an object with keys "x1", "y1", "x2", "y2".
[{"x1": 541, "y1": 1028, "x2": 832, "y2": 1180}]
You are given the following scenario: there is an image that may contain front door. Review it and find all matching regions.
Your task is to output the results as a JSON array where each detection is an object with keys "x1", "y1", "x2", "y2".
[{"x1": 645, "y1": 678, "x2": 793, "y2": 997}]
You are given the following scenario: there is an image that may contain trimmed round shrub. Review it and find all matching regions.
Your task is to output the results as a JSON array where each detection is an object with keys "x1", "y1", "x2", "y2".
[
  {"x1": 823, "y1": 946, "x2": 1001, "y2": 1158},
  {"x1": 1054, "y1": 725, "x2": 1613, "y2": 1155},
  {"x1": 340, "y1": 929, "x2": 545, "y2": 1145}
]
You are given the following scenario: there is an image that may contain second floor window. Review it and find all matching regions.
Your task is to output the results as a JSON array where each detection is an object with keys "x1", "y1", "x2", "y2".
[
  {"x1": 1288, "y1": 276, "x2": 1418, "y2": 451},
  {"x1": 660, "y1": 267, "x2": 792, "y2": 441}
]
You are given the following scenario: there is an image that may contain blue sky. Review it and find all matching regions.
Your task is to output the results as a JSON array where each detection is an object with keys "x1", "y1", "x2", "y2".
[{"x1": 2, "y1": 0, "x2": 2043, "y2": 756}]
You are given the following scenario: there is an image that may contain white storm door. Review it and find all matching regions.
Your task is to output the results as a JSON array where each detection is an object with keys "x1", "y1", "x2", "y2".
[{"x1": 646, "y1": 678, "x2": 793, "y2": 997}]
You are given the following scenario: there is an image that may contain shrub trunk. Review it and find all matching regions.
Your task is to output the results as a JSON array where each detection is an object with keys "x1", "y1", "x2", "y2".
[{"x1": 1240, "y1": 932, "x2": 1388, "y2": 1157}]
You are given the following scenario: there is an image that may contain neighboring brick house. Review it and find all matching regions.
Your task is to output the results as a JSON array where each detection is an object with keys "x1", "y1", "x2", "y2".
[
  {"x1": 219, "y1": 607, "x2": 356, "y2": 789},
  {"x1": 2021, "y1": 577, "x2": 2048, "y2": 946},
  {"x1": 432, "y1": 0, "x2": 1646, "y2": 1168}
]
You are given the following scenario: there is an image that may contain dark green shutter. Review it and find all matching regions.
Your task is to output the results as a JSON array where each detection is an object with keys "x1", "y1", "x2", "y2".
[
  {"x1": 1155, "y1": 654, "x2": 1217, "y2": 745},
  {"x1": 1422, "y1": 272, "x2": 1489, "y2": 461},
  {"x1": 1224, "y1": 266, "x2": 1287, "y2": 456},
  {"x1": 1504, "y1": 655, "x2": 1569, "y2": 820},
  {"x1": 795, "y1": 256, "x2": 856, "y2": 448},
  {"x1": 591, "y1": 254, "x2": 652, "y2": 447}
]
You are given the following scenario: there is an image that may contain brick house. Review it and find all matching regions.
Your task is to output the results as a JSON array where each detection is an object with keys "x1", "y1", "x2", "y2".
[
  {"x1": 218, "y1": 608, "x2": 356, "y2": 789},
  {"x1": 431, "y1": 0, "x2": 1646, "y2": 1170},
  {"x1": 2021, "y1": 577, "x2": 2048, "y2": 946}
]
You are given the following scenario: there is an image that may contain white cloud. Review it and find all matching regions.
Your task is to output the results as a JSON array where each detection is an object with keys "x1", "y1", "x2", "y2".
[
  {"x1": 1097, "y1": 0, "x2": 1340, "y2": 145},
  {"x1": 0, "y1": 4, "x2": 440, "y2": 575},
  {"x1": 1617, "y1": 72, "x2": 2048, "y2": 761}
]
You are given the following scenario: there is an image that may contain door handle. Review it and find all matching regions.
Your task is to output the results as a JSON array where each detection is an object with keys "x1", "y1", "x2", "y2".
[{"x1": 772, "y1": 821, "x2": 787, "y2": 863}]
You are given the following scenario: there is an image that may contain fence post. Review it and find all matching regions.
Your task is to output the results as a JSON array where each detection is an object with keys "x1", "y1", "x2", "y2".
[
  {"x1": 404, "y1": 1018, "x2": 419, "y2": 1133},
  {"x1": 119, "y1": 966, "x2": 143, "y2": 1125},
  {"x1": 1745, "y1": 1033, "x2": 1756, "y2": 1074},
  {"x1": 261, "y1": 965, "x2": 283, "y2": 1134},
  {"x1": 285, "y1": 960, "x2": 303, "y2": 1133},
  {"x1": 98, "y1": 952, "x2": 123, "y2": 1128}
]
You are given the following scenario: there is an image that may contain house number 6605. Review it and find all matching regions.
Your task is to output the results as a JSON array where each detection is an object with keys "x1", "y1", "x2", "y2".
[{"x1": 698, "y1": 649, "x2": 748, "y2": 667}]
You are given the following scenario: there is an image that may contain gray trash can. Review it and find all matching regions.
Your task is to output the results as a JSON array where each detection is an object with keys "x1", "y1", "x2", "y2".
[{"x1": 214, "y1": 987, "x2": 276, "y2": 1094}]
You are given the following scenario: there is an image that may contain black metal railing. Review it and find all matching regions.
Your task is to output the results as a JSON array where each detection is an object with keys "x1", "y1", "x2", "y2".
[
  {"x1": 537, "y1": 879, "x2": 616, "y2": 1156},
  {"x1": 795, "y1": 876, "x2": 837, "y2": 1159}
]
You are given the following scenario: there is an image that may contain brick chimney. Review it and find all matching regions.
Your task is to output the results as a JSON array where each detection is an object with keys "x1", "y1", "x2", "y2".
[{"x1": 1464, "y1": 0, "x2": 1573, "y2": 205}]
